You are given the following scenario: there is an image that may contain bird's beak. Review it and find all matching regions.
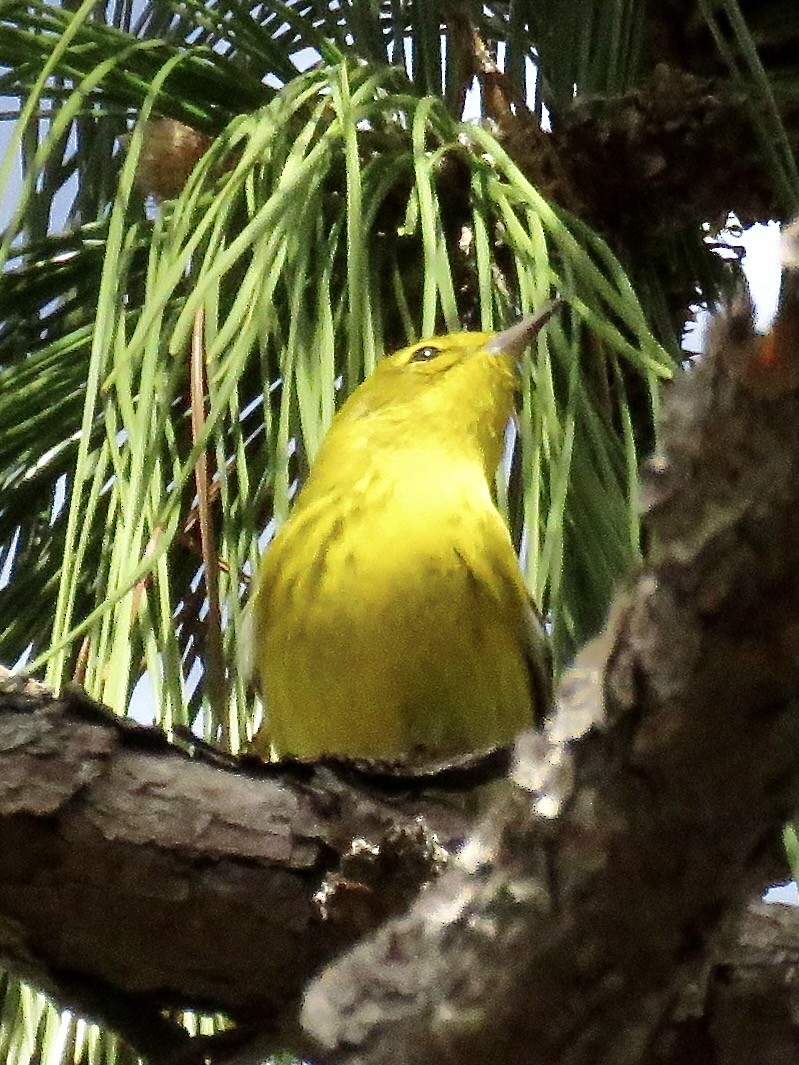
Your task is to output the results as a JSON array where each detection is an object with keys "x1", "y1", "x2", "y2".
[{"x1": 485, "y1": 299, "x2": 562, "y2": 360}]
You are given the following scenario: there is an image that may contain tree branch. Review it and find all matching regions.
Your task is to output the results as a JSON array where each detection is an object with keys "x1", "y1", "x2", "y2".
[
  {"x1": 652, "y1": 901, "x2": 799, "y2": 1065},
  {"x1": 0, "y1": 675, "x2": 471, "y2": 1053}
]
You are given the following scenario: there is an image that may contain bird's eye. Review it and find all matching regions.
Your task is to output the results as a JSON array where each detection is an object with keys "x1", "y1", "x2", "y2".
[{"x1": 410, "y1": 345, "x2": 441, "y2": 363}]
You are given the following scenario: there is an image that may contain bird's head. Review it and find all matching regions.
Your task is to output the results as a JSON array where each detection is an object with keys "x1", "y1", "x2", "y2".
[{"x1": 327, "y1": 302, "x2": 560, "y2": 474}]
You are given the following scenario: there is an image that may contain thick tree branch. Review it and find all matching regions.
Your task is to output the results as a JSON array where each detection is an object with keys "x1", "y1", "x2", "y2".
[
  {"x1": 0, "y1": 675, "x2": 472, "y2": 1053},
  {"x1": 652, "y1": 901, "x2": 799, "y2": 1065}
]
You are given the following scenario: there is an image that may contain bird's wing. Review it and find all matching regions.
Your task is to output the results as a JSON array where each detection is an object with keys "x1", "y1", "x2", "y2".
[{"x1": 454, "y1": 506, "x2": 553, "y2": 730}]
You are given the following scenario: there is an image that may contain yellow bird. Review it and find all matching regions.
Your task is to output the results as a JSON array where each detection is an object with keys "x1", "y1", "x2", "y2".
[{"x1": 245, "y1": 305, "x2": 557, "y2": 766}]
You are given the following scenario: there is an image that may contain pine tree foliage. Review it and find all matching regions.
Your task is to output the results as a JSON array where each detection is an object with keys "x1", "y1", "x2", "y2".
[{"x1": 0, "y1": 2, "x2": 793, "y2": 1062}]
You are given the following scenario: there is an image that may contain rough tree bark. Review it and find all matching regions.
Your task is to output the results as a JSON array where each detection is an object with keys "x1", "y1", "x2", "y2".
[{"x1": 0, "y1": 671, "x2": 475, "y2": 1057}]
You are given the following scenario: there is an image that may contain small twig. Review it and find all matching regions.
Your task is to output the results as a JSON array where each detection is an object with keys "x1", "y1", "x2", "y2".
[{"x1": 190, "y1": 307, "x2": 228, "y2": 739}]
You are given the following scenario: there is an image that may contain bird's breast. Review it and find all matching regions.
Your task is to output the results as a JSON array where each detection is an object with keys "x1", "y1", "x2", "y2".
[{"x1": 252, "y1": 453, "x2": 533, "y2": 760}]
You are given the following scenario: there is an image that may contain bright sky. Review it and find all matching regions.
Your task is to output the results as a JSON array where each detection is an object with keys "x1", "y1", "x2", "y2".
[{"x1": 742, "y1": 220, "x2": 783, "y2": 326}]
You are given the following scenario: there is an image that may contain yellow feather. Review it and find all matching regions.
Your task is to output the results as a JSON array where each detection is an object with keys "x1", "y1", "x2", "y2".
[{"x1": 246, "y1": 310, "x2": 556, "y2": 764}]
